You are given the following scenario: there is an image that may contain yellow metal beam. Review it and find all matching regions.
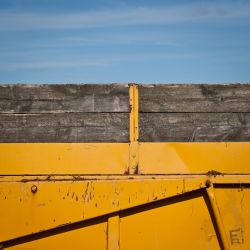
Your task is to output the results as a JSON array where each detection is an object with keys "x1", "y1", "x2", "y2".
[
  {"x1": 129, "y1": 84, "x2": 139, "y2": 142},
  {"x1": 1, "y1": 174, "x2": 250, "y2": 183},
  {"x1": 108, "y1": 215, "x2": 120, "y2": 250},
  {"x1": 129, "y1": 84, "x2": 139, "y2": 174},
  {"x1": 0, "y1": 142, "x2": 250, "y2": 175},
  {"x1": 206, "y1": 183, "x2": 230, "y2": 250}
]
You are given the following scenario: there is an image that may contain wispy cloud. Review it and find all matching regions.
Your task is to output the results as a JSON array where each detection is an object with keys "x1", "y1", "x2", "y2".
[
  {"x1": 0, "y1": 2, "x2": 249, "y2": 30},
  {"x1": 27, "y1": 33, "x2": 177, "y2": 49},
  {"x1": 0, "y1": 50, "x2": 200, "y2": 71},
  {"x1": 0, "y1": 32, "x2": 177, "y2": 51},
  {"x1": 0, "y1": 60, "x2": 110, "y2": 70}
]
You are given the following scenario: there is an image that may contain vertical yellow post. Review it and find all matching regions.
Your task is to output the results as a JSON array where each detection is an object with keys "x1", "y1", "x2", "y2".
[
  {"x1": 129, "y1": 84, "x2": 139, "y2": 142},
  {"x1": 108, "y1": 215, "x2": 120, "y2": 250},
  {"x1": 129, "y1": 84, "x2": 139, "y2": 174},
  {"x1": 206, "y1": 183, "x2": 230, "y2": 250}
]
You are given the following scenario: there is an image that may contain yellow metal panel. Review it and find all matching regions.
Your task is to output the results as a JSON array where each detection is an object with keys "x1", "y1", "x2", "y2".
[
  {"x1": 120, "y1": 195, "x2": 220, "y2": 250},
  {"x1": 1, "y1": 176, "x2": 250, "y2": 249},
  {"x1": 215, "y1": 187, "x2": 250, "y2": 250},
  {"x1": 0, "y1": 143, "x2": 129, "y2": 175},
  {"x1": 0, "y1": 177, "x2": 207, "y2": 242},
  {"x1": 1, "y1": 142, "x2": 249, "y2": 174},
  {"x1": 8, "y1": 221, "x2": 107, "y2": 250},
  {"x1": 139, "y1": 142, "x2": 250, "y2": 174}
]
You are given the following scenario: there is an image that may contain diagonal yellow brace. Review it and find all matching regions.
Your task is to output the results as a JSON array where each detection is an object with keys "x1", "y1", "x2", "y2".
[{"x1": 206, "y1": 181, "x2": 230, "y2": 250}]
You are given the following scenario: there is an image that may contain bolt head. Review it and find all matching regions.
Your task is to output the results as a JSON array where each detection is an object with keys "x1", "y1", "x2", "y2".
[
  {"x1": 31, "y1": 185, "x2": 38, "y2": 193},
  {"x1": 205, "y1": 179, "x2": 211, "y2": 187}
]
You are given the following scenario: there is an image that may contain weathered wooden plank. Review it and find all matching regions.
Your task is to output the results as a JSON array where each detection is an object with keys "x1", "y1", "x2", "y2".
[
  {"x1": 139, "y1": 113, "x2": 250, "y2": 142},
  {"x1": 0, "y1": 113, "x2": 129, "y2": 142},
  {"x1": 139, "y1": 84, "x2": 250, "y2": 112},
  {"x1": 0, "y1": 84, "x2": 129, "y2": 113}
]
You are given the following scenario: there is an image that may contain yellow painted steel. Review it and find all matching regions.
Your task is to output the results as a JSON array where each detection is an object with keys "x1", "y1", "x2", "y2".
[
  {"x1": 3, "y1": 178, "x2": 249, "y2": 250},
  {"x1": 120, "y1": 195, "x2": 220, "y2": 250},
  {"x1": 206, "y1": 184, "x2": 230, "y2": 250},
  {"x1": 215, "y1": 187, "x2": 250, "y2": 249},
  {"x1": 0, "y1": 142, "x2": 250, "y2": 175},
  {"x1": 139, "y1": 142, "x2": 250, "y2": 174},
  {"x1": 108, "y1": 215, "x2": 120, "y2": 250},
  {"x1": 0, "y1": 177, "x2": 208, "y2": 242},
  {"x1": 129, "y1": 142, "x2": 139, "y2": 174},
  {"x1": 6, "y1": 222, "x2": 108, "y2": 250},
  {"x1": 0, "y1": 143, "x2": 129, "y2": 175},
  {"x1": 129, "y1": 84, "x2": 139, "y2": 174},
  {"x1": 129, "y1": 84, "x2": 138, "y2": 142}
]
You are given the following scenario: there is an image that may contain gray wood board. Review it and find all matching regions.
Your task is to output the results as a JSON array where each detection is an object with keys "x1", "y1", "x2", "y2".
[
  {"x1": 0, "y1": 113, "x2": 129, "y2": 142},
  {"x1": 139, "y1": 84, "x2": 250, "y2": 112},
  {"x1": 139, "y1": 113, "x2": 250, "y2": 142},
  {"x1": 0, "y1": 84, "x2": 129, "y2": 113}
]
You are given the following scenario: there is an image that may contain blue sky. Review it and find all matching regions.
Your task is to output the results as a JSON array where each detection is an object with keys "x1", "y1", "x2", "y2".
[{"x1": 0, "y1": 0, "x2": 249, "y2": 83}]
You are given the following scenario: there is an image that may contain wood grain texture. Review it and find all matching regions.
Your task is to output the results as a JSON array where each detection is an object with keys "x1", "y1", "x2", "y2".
[
  {"x1": 0, "y1": 84, "x2": 129, "y2": 113},
  {"x1": 0, "y1": 113, "x2": 129, "y2": 142},
  {"x1": 139, "y1": 84, "x2": 250, "y2": 112},
  {"x1": 139, "y1": 113, "x2": 250, "y2": 142},
  {"x1": 1, "y1": 83, "x2": 250, "y2": 142}
]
